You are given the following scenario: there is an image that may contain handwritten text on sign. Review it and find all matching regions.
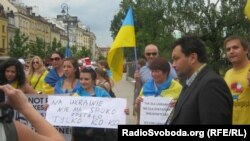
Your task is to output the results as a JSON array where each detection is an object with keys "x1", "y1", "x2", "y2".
[
  {"x1": 14, "y1": 94, "x2": 72, "y2": 141},
  {"x1": 46, "y1": 96, "x2": 126, "y2": 129},
  {"x1": 140, "y1": 97, "x2": 173, "y2": 125}
]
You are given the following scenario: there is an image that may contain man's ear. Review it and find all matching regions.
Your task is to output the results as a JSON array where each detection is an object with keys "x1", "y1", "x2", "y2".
[{"x1": 189, "y1": 53, "x2": 198, "y2": 64}]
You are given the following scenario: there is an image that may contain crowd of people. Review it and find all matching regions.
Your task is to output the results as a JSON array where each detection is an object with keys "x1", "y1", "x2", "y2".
[{"x1": 0, "y1": 35, "x2": 249, "y2": 141}]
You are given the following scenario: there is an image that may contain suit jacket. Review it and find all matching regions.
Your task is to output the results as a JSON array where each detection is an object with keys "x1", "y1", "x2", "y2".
[{"x1": 170, "y1": 65, "x2": 233, "y2": 124}]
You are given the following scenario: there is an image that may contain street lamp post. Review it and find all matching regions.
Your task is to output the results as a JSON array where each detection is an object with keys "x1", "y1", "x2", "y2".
[{"x1": 61, "y1": 3, "x2": 70, "y2": 57}]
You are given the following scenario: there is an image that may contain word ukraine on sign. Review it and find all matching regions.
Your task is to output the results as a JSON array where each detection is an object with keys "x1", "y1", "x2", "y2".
[{"x1": 46, "y1": 96, "x2": 127, "y2": 129}]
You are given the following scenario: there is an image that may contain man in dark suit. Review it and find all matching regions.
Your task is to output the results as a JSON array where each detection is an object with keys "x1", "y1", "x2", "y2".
[{"x1": 169, "y1": 35, "x2": 233, "y2": 124}]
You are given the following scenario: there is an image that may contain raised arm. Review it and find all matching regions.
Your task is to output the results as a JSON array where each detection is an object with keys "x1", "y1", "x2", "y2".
[{"x1": 0, "y1": 84, "x2": 65, "y2": 141}]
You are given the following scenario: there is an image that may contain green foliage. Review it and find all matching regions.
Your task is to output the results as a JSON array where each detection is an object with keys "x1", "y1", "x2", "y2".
[
  {"x1": 8, "y1": 29, "x2": 29, "y2": 58},
  {"x1": 29, "y1": 37, "x2": 46, "y2": 59},
  {"x1": 44, "y1": 38, "x2": 62, "y2": 59},
  {"x1": 75, "y1": 47, "x2": 91, "y2": 59},
  {"x1": 110, "y1": 0, "x2": 250, "y2": 74},
  {"x1": 71, "y1": 45, "x2": 77, "y2": 55},
  {"x1": 98, "y1": 54, "x2": 106, "y2": 61},
  {"x1": 51, "y1": 38, "x2": 59, "y2": 51}
]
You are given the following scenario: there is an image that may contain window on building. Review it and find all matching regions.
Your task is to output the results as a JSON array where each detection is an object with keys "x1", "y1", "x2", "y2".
[
  {"x1": 2, "y1": 39, "x2": 5, "y2": 48},
  {"x1": 2, "y1": 25, "x2": 5, "y2": 33}
]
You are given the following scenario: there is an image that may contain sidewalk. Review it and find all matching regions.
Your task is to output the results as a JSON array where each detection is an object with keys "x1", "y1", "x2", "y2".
[{"x1": 112, "y1": 73, "x2": 137, "y2": 124}]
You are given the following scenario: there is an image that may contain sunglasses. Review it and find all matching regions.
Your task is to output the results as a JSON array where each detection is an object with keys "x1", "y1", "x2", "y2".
[
  {"x1": 32, "y1": 61, "x2": 39, "y2": 64},
  {"x1": 50, "y1": 57, "x2": 60, "y2": 61},
  {"x1": 146, "y1": 52, "x2": 157, "y2": 56}
]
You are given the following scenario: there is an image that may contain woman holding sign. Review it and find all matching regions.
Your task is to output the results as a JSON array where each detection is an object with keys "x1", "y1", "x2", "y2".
[
  {"x1": 73, "y1": 67, "x2": 129, "y2": 141},
  {"x1": 72, "y1": 67, "x2": 110, "y2": 141},
  {"x1": 135, "y1": 57, "x2": 182, "y2": 124}
]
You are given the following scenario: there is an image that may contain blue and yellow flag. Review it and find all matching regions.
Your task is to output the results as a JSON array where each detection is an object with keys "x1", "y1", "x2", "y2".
[
  {"x1": 245, "y1": 0, "x2": 250, "y2": 20},
  {"x1": 107, "y1": 7, "x2": 136, "y2": 81}
]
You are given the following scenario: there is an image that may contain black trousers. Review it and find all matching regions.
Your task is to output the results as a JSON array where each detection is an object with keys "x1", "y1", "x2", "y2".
[{"x1": 72, "y1": 127, "x2": 117, "y2": 141}]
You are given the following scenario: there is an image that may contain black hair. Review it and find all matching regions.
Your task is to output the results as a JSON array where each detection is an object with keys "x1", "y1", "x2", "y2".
[
  {"x1": 171, "y1": 35, "x2": 207, "y2": 63},
  {"x1": 0, "y1": 58, "x2": 26, "y2": 87},
  {"x1": 51, "y1": 51, "x2": 64, "y2": 59},
  {"x1": 81, "y1": 67, "x2": 97, "y2": 80}
]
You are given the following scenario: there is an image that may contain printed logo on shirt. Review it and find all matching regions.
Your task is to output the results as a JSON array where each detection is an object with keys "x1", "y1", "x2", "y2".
[{"x1": 231, "y1": 82, "x2": 243, "y2": 101}]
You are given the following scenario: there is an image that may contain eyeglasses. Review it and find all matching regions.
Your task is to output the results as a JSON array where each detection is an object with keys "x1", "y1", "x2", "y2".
[
  {"x1": 32, "y1": 61, "x2": 39, "y2": 64},
  {"x1": 146, "y1": 52, "x2": 157, "y2": 56},
  {"x1": 50, "y1": 57, "x2": 60, "y2": 61}
]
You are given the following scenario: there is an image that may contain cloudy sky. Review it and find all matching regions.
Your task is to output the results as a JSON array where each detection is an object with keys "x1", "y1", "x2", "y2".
[{"x1": 20, "y1": 0, "x2": 122, "y2": 47}]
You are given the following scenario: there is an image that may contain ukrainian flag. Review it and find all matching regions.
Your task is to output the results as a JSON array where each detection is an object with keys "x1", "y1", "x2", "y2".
[
  {"x1": 107, "y1": 6, "x2": 136, "y2": 81},
  {"x1": 245, "y1": 0, "x2": 250, "y2": 20}
]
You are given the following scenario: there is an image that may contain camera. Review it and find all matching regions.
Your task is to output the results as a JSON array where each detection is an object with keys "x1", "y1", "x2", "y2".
[
  {"x1": 0, "y1": 90, "x2": 13, "y2": 123},
  {"x1": 0, "y1": 90, "x2": 5, "y2": 103}
]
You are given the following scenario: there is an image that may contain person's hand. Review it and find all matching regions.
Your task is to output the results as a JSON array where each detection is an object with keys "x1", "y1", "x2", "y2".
[
  {"x1": 0, "y1": 84, "x2": 31, "y2": 113},
  {"x1": 135, "y1": 96, "x2": 143, "y2": 106},
  {"x1": 169, "y1": 100, "x2": 176, "y2": 108},
  {"x1": 124, "y1": 107, "x2": 129, "y2": 115},
  {"x1": 134, "y1": 70, "x2": 141, "y2": 81}
]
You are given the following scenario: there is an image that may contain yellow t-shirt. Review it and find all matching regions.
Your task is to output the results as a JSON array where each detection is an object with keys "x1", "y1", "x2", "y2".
[
  {"x1": 224, "y1": 63, "x2": 250, "y2": 124},
  {"x1": 29, "y1": 70, "x2": 48, "y2": 93}
]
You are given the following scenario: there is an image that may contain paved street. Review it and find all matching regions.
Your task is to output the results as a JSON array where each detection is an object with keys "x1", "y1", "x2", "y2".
[{"x1": 112, "y1": 73, "x2": 137, "y2": 124}]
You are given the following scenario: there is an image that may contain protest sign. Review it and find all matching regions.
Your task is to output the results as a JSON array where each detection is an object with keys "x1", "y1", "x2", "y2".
[
  {"x1": 140, "y1": 97, "x2": 173, "y2": 125},
  {"x1": 46, "y1": 96, "x2": 127, "y2": 129}
]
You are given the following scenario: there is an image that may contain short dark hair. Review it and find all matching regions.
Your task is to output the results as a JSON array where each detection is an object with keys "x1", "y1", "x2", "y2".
[
  {"x1": 172, "y1": 35, "x2": 207, "y2": 63},
  {"x1": 223, "y1": 35, "x2": 249, "y2": 51},
  {"x1": 51, "y1": 51, "x2": 64, "y2": 59},
  {"x1": 81, "y1": 67, "x2": 97, "y2": 80},
  {"x1": 149, "y1": 57, "x2": 170, "y2": 74}
]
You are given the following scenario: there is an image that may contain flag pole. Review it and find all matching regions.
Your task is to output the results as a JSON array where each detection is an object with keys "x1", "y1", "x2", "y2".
[{"x1": 134, "y1": 46, "x2": 139, "y2": 70}]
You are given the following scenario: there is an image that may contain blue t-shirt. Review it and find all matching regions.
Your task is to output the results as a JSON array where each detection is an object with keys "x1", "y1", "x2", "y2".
[{"x1": 75, "y1": 86, "x2": 111, "y2": 97}]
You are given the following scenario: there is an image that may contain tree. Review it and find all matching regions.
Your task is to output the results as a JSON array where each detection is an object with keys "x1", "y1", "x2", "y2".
[
  {"x1": 45, "y1": 38, "x2": 62, "y2": 58},
  {"x1": 29, "y1": 37, "x2": 46, "y2": 59},
  {"x1": 110, "y1": 0, "x2": 250, "y2": 74},
  {"x1": 75, "y1": 47, "x2": 91, "y2": 59},
  {"x1": 71, "y1": 45, "x2": 77, "y2": 57},
  {"x1": 8, "y1": 29, "x2": 29, "y2": 58},
  {"x1": 51, "y1": 38, "x2": 59, "y2": 52},
  {"x1": 110, "y1": 0, "x2": 176, "y2": 60}
]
